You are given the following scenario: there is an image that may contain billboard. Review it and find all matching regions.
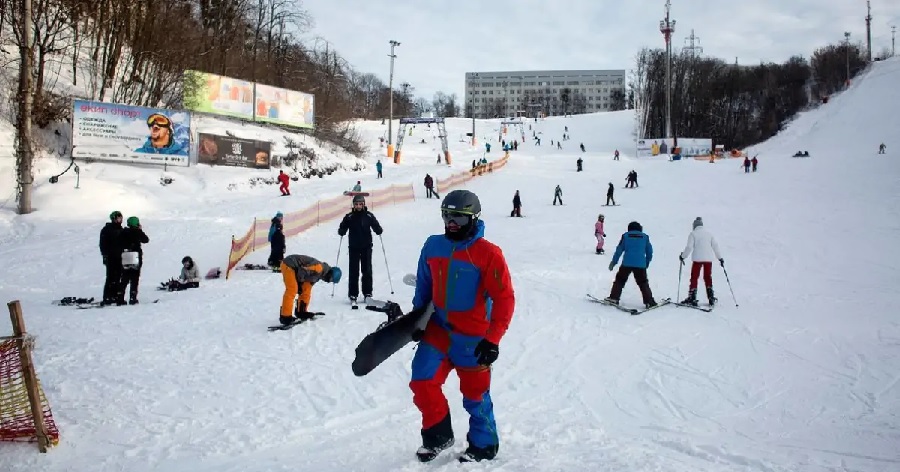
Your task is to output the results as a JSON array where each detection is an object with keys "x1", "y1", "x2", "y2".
[
  {"x1": 183, "y1": 71, "x2": 255, "y2": 120},
  {"x1": 72, "y1": 100, "x2": 191, "y2": 166},
  {"x1": 254, "y1": 83, "x2": 315, "y2": 129},
  {"x1": 197, "y1": 133, "x2": 271, "y2": 169}
]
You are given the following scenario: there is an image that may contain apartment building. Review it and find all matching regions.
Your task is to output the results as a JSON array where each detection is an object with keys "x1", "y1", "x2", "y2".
[{"x1": 464, "y1": 69, "x2": 626, "y2": 118}]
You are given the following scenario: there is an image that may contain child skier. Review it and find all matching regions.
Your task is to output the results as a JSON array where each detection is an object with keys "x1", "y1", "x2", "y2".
[{"x1": 594, "y1": 214, "x2": 606, "y2": 254}]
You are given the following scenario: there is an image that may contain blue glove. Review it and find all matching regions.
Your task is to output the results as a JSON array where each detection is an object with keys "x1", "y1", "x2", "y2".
[{"x1": 608, "y1": 261, "x2": 615, "y2": 271}]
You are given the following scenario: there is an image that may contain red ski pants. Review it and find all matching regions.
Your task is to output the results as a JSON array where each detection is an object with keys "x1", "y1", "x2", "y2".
[{"x1": 688, "y1": 261, "x2": 713, "y2": 290}]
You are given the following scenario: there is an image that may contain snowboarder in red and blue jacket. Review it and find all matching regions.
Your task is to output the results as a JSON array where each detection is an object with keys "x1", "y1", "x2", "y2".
[{"x1": 409, "y1": 189, "x2": 515, "y2": 463}]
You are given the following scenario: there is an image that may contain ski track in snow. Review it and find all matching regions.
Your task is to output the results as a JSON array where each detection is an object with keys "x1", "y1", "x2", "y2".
[{"x1": 2, "y1": 58, "x2": 900, "y2": 471}]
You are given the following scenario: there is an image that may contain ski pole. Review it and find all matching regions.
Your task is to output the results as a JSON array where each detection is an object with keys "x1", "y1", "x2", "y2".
[
  {"x1": 379, "y1": 234, "x2": 395, "y2": 294},
  {"x1": 332, "y1": 235, "x2": 343, "y2": 298},
  {"x1": 722, "y1": 265, "x2": 738, "y2": 307},
  {"x1": 677, "y1": 259, "x2": 683, "y2": 303}
]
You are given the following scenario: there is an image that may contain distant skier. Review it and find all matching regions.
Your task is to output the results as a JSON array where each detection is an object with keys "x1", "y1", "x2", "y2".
[
  {"x1": 604, "y1": 221, "x2": 657, "y2": 308},
  {"x1": 579, "y1": 143, "x2": 585, "y2": 152},
  {"x1": 606, "y1": 183, "x2": 616, "y2": 206},
  {"x1": 553, "y1": 185, "x2": 563, "y2": 206},
  {"x1": 594, "y1": 214, "x2": 606, "y2": 254},
  {"x1": 424, "y1": 174, "x2": 438, "y2": 199},
  {"x1": 352, "y1": 181, "x2": 363, "y2": 192},
  {"x1": 118, "y1": 216, "x2": 149, "y2": 305},
  {"x1": 751, "y1": 155, "x2": 758, "y2": 172},
  {"x1": 576, "y1": 157, "x2": 583, "y2": 172},
  {"x1": 743, "y1": 156, "x2": 751, "y2": 173},
  {"x1": 878, "y1": 143, "x2": 886, "y2": 154},
  {"x1": 376, "y1": 160, "x2": 383, "y2": 178},
  {"x1": 277, "y1": 170, "x2": 291, "y2": 196},
  {"x1": 625, "y1": 170, "x2": 638, "y2": 188},
  {"x1": 511, "y1": 190, "x2": 522, "y2": 217},
  {"x1": 614, "y1": 149, "x2": 620, "y2": 160},
  {"x1": 678, "y1": 217, "x2": 723, "y2": 307},
  {"x1": 99, "y1": 210, "x2": 124, "y2": 306}
]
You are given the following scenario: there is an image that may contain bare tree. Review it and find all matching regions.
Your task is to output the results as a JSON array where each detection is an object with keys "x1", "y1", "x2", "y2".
[{"x1": 12, "y1": 0, "x2": 35, "y2": 214}]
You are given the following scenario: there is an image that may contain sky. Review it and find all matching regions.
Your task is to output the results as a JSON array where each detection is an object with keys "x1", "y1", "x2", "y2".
[{"x1": 301, "y1": 0, "x2": 900, "y2": 101}]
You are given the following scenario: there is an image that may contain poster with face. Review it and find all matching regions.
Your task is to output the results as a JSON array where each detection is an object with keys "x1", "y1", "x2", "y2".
[{"x1": 72, "y1": 100, "x2": 191, "y2": 166}]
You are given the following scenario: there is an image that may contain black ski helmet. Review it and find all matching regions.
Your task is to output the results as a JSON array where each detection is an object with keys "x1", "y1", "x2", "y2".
[
  {"x1": 182, "y1": 256, "x2": 194, "y2": 268},
  {"x1": 627, "y1": 221, "x2": 643, "y2": 232},
  {"x1": 440, "y1": 190, "x2": 481, "y2": 239},
  {"x1": 352, "y1": 194, "x2": 366, "y2": 205}
]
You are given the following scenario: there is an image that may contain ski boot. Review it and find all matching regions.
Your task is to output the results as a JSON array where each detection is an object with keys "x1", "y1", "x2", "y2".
[
  {"x1": 416, "y1": 414, "x2": 454, "y2": 463},
  {"x1": 602, "y1": 297, "x2": 619, "y2": 305},
  {"x1": 645, "y1": 299, "x2": 658, "y2": 309},
  {"x1": 680, "y1": 289, "x2": 698, "y2": 307},
  {"x1": 458, "y1": 437, "x2": 499, "y2": 463},
  {"x1": 706, "y1": 286, "x2": 717, "y2": 306}
]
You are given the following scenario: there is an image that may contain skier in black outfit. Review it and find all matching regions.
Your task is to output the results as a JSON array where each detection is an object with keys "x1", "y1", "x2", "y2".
[
  {"x1": 553, "y1": 185, "x2": 563, "y2": 205},
  {"x1": 511, "y1": 190, "x2": 523, "y2": 217},
  {"x1": 99, "y1": 210, "x2": 124, "y2": 306},
  {"x1": 338, "y1": 195, "x2": 383, "y2": 304},
  {"x1": 606, "y1": 183, "x2": 616, "y2": 205},
  {"x1": 118, "y1": 216, "x2": 149, "y2": 305},
  {"x1": 576, "y1": 157, "x2": 583, "y2": 172},
  {"x1": 267, "y1": 211, "x2": 286, "y2": 268}
]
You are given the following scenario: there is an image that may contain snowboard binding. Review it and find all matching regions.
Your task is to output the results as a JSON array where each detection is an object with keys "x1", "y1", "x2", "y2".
[
  {"x1": 366, "y1": 301, "x2": 404, "y2": 330},
  {"x1": 56, "y1": 296, "x2": 95, "y2": 306}
]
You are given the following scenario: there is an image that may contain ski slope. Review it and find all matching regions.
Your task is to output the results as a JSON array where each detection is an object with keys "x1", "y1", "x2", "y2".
[{"x1": 1, "y1": 58, "x2": 899, "y2": 472}]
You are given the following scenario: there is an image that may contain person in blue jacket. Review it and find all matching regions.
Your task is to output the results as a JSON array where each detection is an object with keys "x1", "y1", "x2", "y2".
[
  {"x1": 375, "y1": 159, "x2": 383, "y2": 178},
  {"x1": 604, "y1": 221, "x2": 658, "y2": 308}
]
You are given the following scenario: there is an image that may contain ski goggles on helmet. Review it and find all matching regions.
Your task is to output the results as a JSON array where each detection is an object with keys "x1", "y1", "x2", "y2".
[
  {"x1": 441, "y1": 209, "x2": 475, "y2": 227},
  {"x1": 146, "y1": 114, "x2": 171, "y2": 128}
]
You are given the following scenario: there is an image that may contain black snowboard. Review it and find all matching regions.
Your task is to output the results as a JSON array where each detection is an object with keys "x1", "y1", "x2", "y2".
[{"x1": 351, "y1": 301, "x2": 433, "y2": 377}]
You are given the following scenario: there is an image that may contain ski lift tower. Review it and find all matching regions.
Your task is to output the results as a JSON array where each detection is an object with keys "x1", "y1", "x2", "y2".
[
  {"x1": 393, "y1": 117, "x2": 451, "y2": 165},
  {"x1": 659, "y1": 0, "x2": 676, "y2": 139}
]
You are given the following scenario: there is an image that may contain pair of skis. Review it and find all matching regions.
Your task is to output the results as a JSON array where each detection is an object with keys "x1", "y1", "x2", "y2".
[{"x1": 586, "y1": 294, "x2": 714, "y2": 314}]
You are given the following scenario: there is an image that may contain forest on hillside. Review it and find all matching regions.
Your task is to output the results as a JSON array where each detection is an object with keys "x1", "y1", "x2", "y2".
[
  {"x1": 0, "y1": 0, "x2": 463, "y2": 133},
  {"x1": 632, "y1": 41, "x2": 875, "y2": 149}
]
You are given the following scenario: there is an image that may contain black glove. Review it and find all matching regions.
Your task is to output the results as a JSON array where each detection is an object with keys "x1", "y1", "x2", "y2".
[
  {"x1": 102, "y1": 255, "x2": 108, "y2": 265},
  {"x1": 411, "y1": 329, "x2": 425, "y2": 342},
  {"x1": 474, "y1": 339, "x2": 499, "y2": 366},
  {"x1": 679, "y1": 255, "x2": 685, "y2": 265},
  {"x1": 719, "y1": 258, "x2": 725, "y2": 267}
]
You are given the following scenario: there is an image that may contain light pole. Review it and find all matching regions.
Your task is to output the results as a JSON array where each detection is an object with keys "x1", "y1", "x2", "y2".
[
  {"x1": 387, "y1": 39, "x2": 400, "y2": 160},
  {"x1": 844, "y1": 32, "x2": 851, "y2": 86},
  {"x1": 892, "y1": 26, "x2": 896, "y2": 57},
  {"x1": 659, "y1": 0, "x2": 676, "y2": 140}
]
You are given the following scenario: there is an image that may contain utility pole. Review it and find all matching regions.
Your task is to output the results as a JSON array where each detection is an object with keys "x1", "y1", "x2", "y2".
[
  {"x1": 659, "y1": 0, "x2": 676, "y2": 139},
  {"x1": 891, "y1": 25, "x2": 897, "y2": 57},
  {"x1": 865, "y1": 1, "x2": 872, "y2": 62},
  {"x1": 684, "y1": 29, "x2": 703, "y2": 58},
  {"x1": 15, "y1": 0, "x2": 35, "y2": 214},
  {"x1": 387, "y1": 40, "x2": 400, "y2": 160},
  {"x1": 845, "y1": 31, "x2": 851, "y2": 85}
]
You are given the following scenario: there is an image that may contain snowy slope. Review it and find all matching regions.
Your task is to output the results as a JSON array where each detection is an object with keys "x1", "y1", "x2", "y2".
[{"x1": 1, "y1": 58, "x2": 899, "y2": 471}]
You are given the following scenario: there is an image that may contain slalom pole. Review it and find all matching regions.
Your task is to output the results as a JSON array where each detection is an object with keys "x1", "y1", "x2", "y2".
[
  {"x1": 378, "y1": 235, "x2": 395, "y2": 294},
  {"x1": 677, "y1": 259, "x2": 684, "y2": 303},
  {"x1": 722, "y1": 265, "x2": 738, "y2": 307},
  {"x1": 332, "y1": 236, "x2": 343, "y2": 298}
]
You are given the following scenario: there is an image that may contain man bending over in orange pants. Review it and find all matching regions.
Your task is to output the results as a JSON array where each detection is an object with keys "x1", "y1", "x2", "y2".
[{"x1": 279, "y1": 254, "x2": 342, "y2": 325}]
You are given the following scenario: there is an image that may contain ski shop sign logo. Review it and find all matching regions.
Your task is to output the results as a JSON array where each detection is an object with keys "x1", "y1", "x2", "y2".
[{"x1": 197, "y1": 132, "x2": 272, "y2": 169}]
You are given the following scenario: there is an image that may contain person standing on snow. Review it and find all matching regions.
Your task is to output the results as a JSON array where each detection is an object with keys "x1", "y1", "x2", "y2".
[
  {"x1": 594, "y1": 214, "x2": 606, "y2": 254},
  {"x1": 576, "y1": 157, "x2": 583, "y2": 172},
  {"x1": 424, "y1": 174, "x2": 438, "y2": 199},
  {"x1": 352, "y1": 181, "x2": 363, "y2": 192},
  {"x1": 606, "y1": 183, "x2": 616, "y2": 206},
  {"x1": 278, "y1": 254, "x2": 341, "y2": 325},
  {"x1": 338, "y1": 195, "x2": 383, "y2": 304},
  {"x1": 510, "y1": 190, "x2": 522, "y2": 217},
  {"x1": 742, "y1": 156, "x2": 751, "y2": 173},
  {"x1": 408, "y1": 189, "x2": 515, "y2": 463},
  {"x1": 604, "y1": 221, "x2": 658, "y2": 308},
  {"x1": 751, "y1": 155, "x2": 758, "y2": 172},
  {"x1": 118, "y1": 216, "x2": 149, "y2": 305},
  {"x1": 376, "y1": 160, "x2": 383, "y2": 178},
  {"x1": 99, "y1": 210, "x2": 124, "y2": 306},
  {"x1": 268, "y1": 211, "x2": 286, "y2": 269},
  {"x1": 678, "y1": 217, "x2": 724, "y2": 307},
  {"x1": 553, "y1": 185, "x2": 563, "y2": 205},
  {"x1": 277, "y1": 170, "x2": 291, "y2": 196},
  {"x1": 614, "y1": 149, "x2": 620, "y2": 160}
]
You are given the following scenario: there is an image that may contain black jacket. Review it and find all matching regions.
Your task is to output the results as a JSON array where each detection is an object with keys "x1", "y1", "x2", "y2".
[
  {"x1": 338, "y1": 209, "x2": 383, "y2": 249},
  {"x1": 607, "y1": 183, "x2": 615, "y2": 196},
  {"x1": 513, "y1": 194, "x2": 522, "y2": 207},
  {"x1": 99, "y1": 222, "x2": 122, "y2": 260},
  {"x1": 119, "y1": 227, "x2": 149, "y2": 268},
  {"x1": 269, "y1": 219, "x2": 286, "y2": 254}
]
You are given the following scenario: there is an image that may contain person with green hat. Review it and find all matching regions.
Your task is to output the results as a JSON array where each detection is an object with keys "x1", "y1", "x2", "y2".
[
  {"x1": 118, "y1": 216, "x2": 149, "y2": 305},
  {"x1": 99, "y1": 211, "x2": 124, "y2": 306}
]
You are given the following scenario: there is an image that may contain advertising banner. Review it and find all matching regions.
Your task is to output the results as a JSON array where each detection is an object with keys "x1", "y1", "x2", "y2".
[
  {"x1": 636, "y1": 138, "x2": 673, "y2": 158},
  {"x1": 254, "y1": 83, "x2": 315, "y2": 129},
  {"x1": 636, "y1": 138, "x2": 711, "y2": 158},
  {"x1": 72, "y1": 100, "x2": 191, "y2": 166},
  {"x1": 197, "y1": 133, "x2": 272, "y2": 168},
  {"x1": 183, "y1": 70, "x2": 255, "y2": 120}
]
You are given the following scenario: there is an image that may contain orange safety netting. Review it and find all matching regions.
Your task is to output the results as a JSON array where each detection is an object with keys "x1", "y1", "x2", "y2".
[
  {"x1": 226, "y1": 154, "x2": 511, "y2": 279},
  {"x1": 0, "y1": 339, "x2": 59, "y2": 446}
]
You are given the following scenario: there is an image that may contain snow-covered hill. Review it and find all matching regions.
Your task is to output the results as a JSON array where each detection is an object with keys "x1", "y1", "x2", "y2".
[{"x1": 1, "y1": 55, "x2": 899, "y2": 471}]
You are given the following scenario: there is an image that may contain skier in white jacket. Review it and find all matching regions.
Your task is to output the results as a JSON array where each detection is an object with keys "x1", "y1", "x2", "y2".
[{"x1": 679, "y1": 217, "x2": 724, "y2": 306}]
